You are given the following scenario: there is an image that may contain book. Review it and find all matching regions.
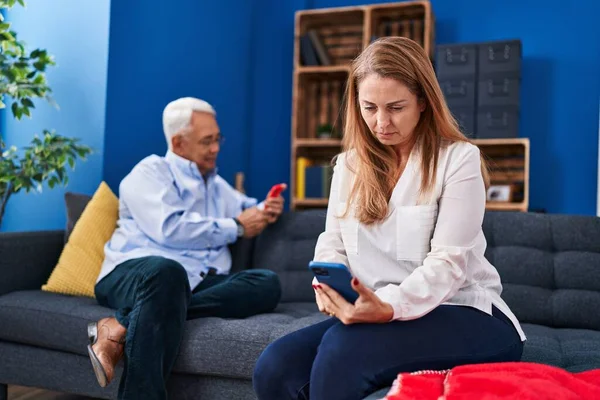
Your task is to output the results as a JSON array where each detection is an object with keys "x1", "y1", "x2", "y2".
[
  {"x1": 296, "y1": 157, "x2": 309, "y2": 199},
  {"x1": 322, "y1": 165, "x2": 334, "y2": 197},
  {"x1": 305, "y1": 165, "x2": 324, "y2": 198},
  {"x1": 307, "y1": 30, "x2": 331, "y2": 66},
  {"x1": 300, "y1": 34, "x2": 319, "y2": 66},
  {"x1": 308, "y1": 82, "x2": 319, "y2": 138},
  {"x1": 304, "y1": 163, "x2": 335, "y2": 198},
  {"x1": 319, "y1": 80, "x2": 330, "y2": 129}
]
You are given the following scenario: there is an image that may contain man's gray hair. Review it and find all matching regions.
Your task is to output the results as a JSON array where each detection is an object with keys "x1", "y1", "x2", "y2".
[{"x1": 162, "y1": 97, "x2": 216, "y2": 150}]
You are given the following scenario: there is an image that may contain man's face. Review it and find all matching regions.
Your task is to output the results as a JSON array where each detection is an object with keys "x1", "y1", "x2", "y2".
[{"x1": 172, "y1": 111, "x2": 222, "y2": 175}]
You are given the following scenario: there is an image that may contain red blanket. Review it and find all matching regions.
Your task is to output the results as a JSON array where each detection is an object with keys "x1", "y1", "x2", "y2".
[{"x1": 383, "y1": 362, "x2": 600, "y2": 400}]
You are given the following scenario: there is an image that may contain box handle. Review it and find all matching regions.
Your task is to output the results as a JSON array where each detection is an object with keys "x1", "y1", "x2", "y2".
[
  {"x1": 486, "y1": 44, "x2": 514, "y2": 63},
  {"x1": 444, "y1": 48, "x2": 469, "y2": 65},
  {"x1": 484, "y1": 111, "x2": 509, "y2": 128},
  {"x1": 443, "y1": 81, "x2": 468, "y2": 97},
  {"x1": 486, "y1": 78, "x2": 510, "y2": 97}
]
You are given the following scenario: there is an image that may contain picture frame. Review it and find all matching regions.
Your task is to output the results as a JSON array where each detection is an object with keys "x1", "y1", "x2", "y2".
[{"x1": 487, "y1": 184, "x2": 513, "y2": 202}]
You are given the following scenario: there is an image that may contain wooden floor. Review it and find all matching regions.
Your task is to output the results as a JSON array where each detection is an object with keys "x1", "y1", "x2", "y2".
[{"x1": 8, "y1": 386, "x2": 97, "y2": 400}]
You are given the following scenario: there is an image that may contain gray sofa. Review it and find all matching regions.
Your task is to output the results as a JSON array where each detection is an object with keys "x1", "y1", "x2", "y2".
[{"x1": 1, "y1": 210, "x2": 600, "y2": 400}]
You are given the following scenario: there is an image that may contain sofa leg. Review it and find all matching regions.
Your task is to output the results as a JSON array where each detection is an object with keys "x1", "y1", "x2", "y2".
[{"x1": 0, "y1": 383, "x2": 7, "y2": 400}]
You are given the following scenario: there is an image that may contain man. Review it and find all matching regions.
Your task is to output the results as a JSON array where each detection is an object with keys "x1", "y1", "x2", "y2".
[{"x1": 87, "y1": 97, "x2": 284, "y2": 399}]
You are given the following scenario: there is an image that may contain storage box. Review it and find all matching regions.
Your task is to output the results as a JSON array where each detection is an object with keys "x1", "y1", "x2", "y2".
[
  {"x1": 435, "y1": 44, "x2": 477, "y2": 78},
  {"x1": 440, "y1": 78, "x2": 476, "y2": 109},
  {"x1": 476, "y1": 107, "x2": 519, "y2": 139},
  {"x1": 477, "y1": 74, "x2": 520, "y2": 107},
  {"x1": 478, "y1": 40, "x2": 521, "y2": 76}
]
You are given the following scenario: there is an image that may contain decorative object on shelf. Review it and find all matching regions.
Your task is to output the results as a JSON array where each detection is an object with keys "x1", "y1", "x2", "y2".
[
  {"x1": 487, "y1": 185, "x2": 513, "y2": 202},
  {"x1": 317, "y1": 123, "x2": 334, "y2": 139},
  {"x1": 0, "y1": 0, "x2": 92, "y2": 228}
]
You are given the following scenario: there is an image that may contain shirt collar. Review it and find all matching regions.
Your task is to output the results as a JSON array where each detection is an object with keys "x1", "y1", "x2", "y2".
[{"x1": 165, "y1": 151, "x2": 218, "y2": 180}]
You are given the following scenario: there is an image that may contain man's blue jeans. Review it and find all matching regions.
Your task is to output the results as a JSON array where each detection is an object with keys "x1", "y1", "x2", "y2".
[{"x1": 95, "y1": 256, "x2": 281, "y2": 400}]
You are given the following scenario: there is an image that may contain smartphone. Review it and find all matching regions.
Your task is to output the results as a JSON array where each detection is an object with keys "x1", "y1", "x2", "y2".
[
  {"x1": 309, "y1": 261, "x2": 358, "y2": 304},
  {"x1": 267, "y1": 183, "x2": 287, "y2": 198}
]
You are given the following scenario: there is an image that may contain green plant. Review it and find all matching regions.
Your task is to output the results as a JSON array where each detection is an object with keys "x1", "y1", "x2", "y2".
[
  {"x1": 0, "y1": 0, "x2": 92, "y2": 227},
  {"x1": 317, "y1": 123, "x2": 334, "y2": 138}
]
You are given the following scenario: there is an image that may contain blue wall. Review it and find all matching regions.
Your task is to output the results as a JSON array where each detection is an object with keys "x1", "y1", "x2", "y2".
[
  {"x1": 246, "y1": 0, "x2": 306, "y2": 201},
  {"x1": 104, "y1": 0, "x2": 600, "y2": 215},
  {"x1": 1, "y1": 0, "x2": 111, "y2": 232},
  {"x1": 103, "y1": 0, "x2": 256, "y2": 196}
]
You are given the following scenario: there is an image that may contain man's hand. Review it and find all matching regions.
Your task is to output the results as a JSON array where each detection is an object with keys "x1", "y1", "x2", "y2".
[
  {"x1": 264, "y1": 184, "x2": 286, "y2": 223},
  {"x1": 312, "y1": 278, "x2": 393, "y2": 324},
  {"x1": 237, "y1": 207, "x2": 269, "y2": 238}
]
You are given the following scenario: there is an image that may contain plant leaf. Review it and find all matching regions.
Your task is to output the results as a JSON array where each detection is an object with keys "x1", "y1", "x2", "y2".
[{"x1": 10, "y1": 102, "x2": 19, "y2": 119}]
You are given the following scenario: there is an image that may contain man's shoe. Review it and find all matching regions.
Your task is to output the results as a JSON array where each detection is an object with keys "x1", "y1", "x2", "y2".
[{"x1": 87, "y1": 317, "x2": 126, "y2": 387}]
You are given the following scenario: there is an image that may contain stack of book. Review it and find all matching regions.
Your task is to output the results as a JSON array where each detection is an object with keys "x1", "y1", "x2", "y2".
[
  {"x1": 300, "y1": 25, "x2": 363, "y2": 66},
  {"x1": 304, "y1": 78, "x2": 344, "y2": 138},
  {"x1": 372, "y1": 18, "x2": 424, "y2": 46}
]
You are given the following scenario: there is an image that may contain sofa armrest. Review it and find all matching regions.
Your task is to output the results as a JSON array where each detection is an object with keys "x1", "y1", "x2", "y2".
[{"x1": 0, "y1": 230, "x2": 64, "y2": 296}]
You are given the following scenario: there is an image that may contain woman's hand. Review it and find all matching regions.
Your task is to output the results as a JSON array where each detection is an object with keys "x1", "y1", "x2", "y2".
[{"x1": 312, "y1": 278, "x2": 394, "y2": 324}]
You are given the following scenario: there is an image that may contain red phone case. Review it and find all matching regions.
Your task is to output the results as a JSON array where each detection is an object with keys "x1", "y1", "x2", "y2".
[{"x1": 268, "y1": 183, "x2": 286, "y2": 198}]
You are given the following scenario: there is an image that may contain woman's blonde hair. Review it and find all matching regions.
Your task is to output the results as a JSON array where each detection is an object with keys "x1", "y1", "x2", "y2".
[{"x1": 341, "y1": 37, "x2": 489, "y2": 225}]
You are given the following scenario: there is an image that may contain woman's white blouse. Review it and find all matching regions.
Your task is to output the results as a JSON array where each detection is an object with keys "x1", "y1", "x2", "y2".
[{"x1": 313, "y1": 141, "x2": 526, "y2": 341}]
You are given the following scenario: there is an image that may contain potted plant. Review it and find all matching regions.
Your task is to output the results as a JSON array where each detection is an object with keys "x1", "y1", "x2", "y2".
[
  {"x1": 0, "y1": 0, "x2": 92, "y2": 228},
  {"x1": 317, "y1": 123, "x2": 334, "y2": 139}
]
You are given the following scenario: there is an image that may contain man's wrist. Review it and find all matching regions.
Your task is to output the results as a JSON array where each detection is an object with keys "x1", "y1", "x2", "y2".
[{"x1": 233, "y1": 218, "x2": 245, "y2": 238}]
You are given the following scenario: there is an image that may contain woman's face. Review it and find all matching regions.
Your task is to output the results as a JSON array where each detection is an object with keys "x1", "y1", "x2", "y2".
[{"x1": 358, "y1": 74, "x2": 424, "y2": 150}]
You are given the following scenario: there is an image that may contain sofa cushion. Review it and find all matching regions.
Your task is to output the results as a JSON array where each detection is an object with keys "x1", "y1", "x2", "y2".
[
  {"x1": 521, "y1": 323, "x2": 600, "y2": 372},
  {"x1": 174, "y1": 302, "x2": 326, "y2": 378},
  {"x1": 64, "y1": 191, "x2": 92, "y2": 242},
  {"x1": 254, "y1": 209, "x2": 326, "y2": 302},
  {"x1": 0, "y1": 291, "x2": 111, "y2": 356},
  {"x1": 483, "y1": 212, "x2": 600, "y2": 331},
  {"x1": 42, "y1": 182, "x2": 119, "y2": 298},
  {"x1": 0, "y1": 290, "x2": 326, "y2": 379}
]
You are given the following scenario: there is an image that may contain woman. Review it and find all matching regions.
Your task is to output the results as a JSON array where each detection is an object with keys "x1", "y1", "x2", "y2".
[{"x1": 253, "y1": 37, "x2": 526, "y2": 400}]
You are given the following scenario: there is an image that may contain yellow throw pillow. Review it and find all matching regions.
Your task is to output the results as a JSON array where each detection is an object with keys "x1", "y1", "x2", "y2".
[{"x1": 42, "y1": 181, "x2": 119, "y2": 297}]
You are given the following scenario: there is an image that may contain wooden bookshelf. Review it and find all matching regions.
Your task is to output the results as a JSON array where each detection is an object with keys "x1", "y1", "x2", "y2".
[{"x1": 291, "y1": 1, "x2": 435, "y2": 210}]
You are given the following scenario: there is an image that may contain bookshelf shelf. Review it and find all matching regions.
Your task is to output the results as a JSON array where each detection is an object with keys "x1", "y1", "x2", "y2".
[
  {"x1": 296, "y1": 139, "x2": 342, "y2": 147},
  {"x1": 473, "y1": 138, "x2": 529, "y2": 147},
  {"x1": 294, "y1": 198, "x2": 330, "y2": 208},
  {"x1": 486, "y1": 202, "x2": 528, "y2": 212},
  {"x1": 297, "y1": 66, "x2": 350, "y2": 75}
]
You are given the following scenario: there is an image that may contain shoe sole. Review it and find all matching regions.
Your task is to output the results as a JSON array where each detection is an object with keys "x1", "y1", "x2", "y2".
[{"x1": 87, "y1": 322, "x2": 108, "y2": 388}]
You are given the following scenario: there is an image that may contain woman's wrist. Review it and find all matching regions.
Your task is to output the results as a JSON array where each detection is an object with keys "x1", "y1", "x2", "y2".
[{"x1": 382, "y1": 302, "x2": 394, "y2": 322}]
